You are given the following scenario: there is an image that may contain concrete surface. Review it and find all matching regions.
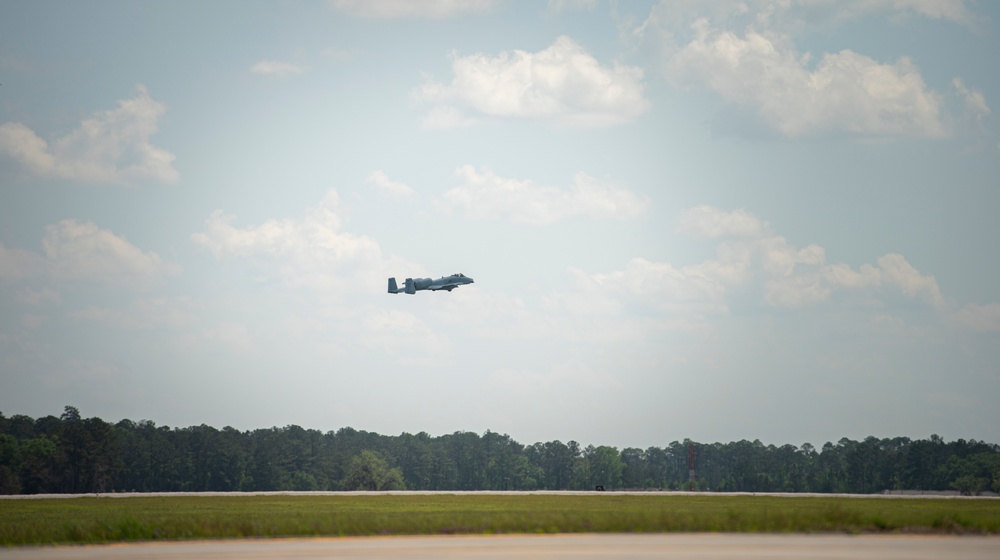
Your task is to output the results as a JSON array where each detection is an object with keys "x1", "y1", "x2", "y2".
[{"x1": 5, "y1": 534, "x2": 1000, "y2": 560}]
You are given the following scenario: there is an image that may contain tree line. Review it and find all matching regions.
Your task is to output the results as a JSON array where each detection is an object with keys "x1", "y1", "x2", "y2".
[{"x1": 1, "y1": 407, "x2": 998, "y2": 495}]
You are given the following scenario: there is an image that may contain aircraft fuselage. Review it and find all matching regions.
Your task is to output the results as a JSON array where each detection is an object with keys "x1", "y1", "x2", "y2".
[{"x1": 388, "y1": 273, "x2": 474, "y2": 294}]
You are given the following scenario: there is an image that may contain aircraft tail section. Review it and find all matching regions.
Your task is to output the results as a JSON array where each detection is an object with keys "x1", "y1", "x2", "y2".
[
  {"x1": 404, "y1": 278, "x2": 416, "y2": 294},
  {"x1": 388, "y1": 277, "x2": 398, "y2": 293}
]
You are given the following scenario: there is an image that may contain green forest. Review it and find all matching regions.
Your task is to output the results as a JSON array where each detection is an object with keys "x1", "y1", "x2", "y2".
[{"x1": 2, "y1": 407, "x2": 998, "y2": 496}]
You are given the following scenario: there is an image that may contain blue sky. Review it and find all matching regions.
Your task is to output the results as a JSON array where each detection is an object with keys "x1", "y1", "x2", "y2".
[{"x1": 2, "y1": 0, "x2": 998, "y2": 448}]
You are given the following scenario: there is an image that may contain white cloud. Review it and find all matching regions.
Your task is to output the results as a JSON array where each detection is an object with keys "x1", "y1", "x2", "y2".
[
  {"x1": 440, "y1": 166, "x2": 647, "y2": 225},
  {"x1": 952, "y1": 303, "x2": 1000, "y2": 332},
  {"x1": 192, "y1": 190, "x2": 404, "y2": 295},
  {"x1": 251, "y1": 60, "x2": 306, "y2": 76},
  {"x1": 678, "y1": 205, "x2": 769, "y2": 238},
  {"x1": 419, "y1": 106, "x2": 478, "y2": 129},
  {"x1": 366, "y1": 170, "x2": 414, "y2": 197},
  {"x1": 665, "y1": 20, "x2": 946, "y2": 137},
  {"x1": 753, "y1": 249, "x2": 947, "y2": 309},
  {"x1": 564, "y1": 205, "x2": 947, "y2": 314},
  {"x1": 0, "y1": 85, "x2": 178, "y2": 184},
  {"x1": 654, "y1": 0, "x2": 979, "y2": 31},
  {"x1": 830, "y1": 0, "x2": 976, "y2": 26},
  {"x1": 331, "y1": 0, "x2": 495, "y2": 18},
  {"x1": 874, "y1": 253, "x2": 945, "y2": 306},
  {"x1": 189, "y1": 191, "x2": 461, "y2": 364},
  {"x1": 0, "y1": 243, "x2": 46, "y2": 280},
  {"x1": 636, "y1": 1, "x2": 970, "y2": 138},
  {"x1": 952, "y1": 78, "x2": 991, "y2": 128},
  {"x1": 751, "y1": 242, "x2": 943, "y2": 309},
  {"x1": 43, "y1": 220, "x2": 180, "y2": 286},
  {"x1": 1, "y1": 221, "x2": 178, "y2": 287},
  {"x1": 578, "y1": 257, "x2": 741, "y2": 315},
  {"x1": 416, "y1": 36, "x2": 650, "y2": 128},
  {"x1": 547, "y1": 0, "x2": 597, "y2": 15}
]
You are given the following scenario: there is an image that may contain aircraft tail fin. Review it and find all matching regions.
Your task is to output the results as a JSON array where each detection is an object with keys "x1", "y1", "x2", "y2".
[
  {"x1": 388, "y1": 277, "x2": 398, "y2": 293},
  {"x1": 404, "y1": 278, "x2": 416, "y2": 294}
]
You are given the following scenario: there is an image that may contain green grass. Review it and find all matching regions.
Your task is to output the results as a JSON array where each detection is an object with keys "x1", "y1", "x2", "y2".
[{"x1": 2, "y1": 494, "x2": 999, "y2": 546}]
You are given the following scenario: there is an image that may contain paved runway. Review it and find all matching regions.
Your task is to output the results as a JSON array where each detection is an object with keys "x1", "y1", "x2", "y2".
[{"x1": 6, "y1": 534, "x2": 1000, "y2": 560}]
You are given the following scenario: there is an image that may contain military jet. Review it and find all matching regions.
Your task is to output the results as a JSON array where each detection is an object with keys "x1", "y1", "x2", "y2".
[{"x1": 388, "y1": 273, "x2": 474, "y2": 294}]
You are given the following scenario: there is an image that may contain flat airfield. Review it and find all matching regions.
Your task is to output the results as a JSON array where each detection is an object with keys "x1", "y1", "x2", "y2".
[
  {"x1": 7, "y1": 489, "x2": 996, "y2": 498},
  {"x1": 3, "y1": 492, "x2": 998, "y2": 559}
]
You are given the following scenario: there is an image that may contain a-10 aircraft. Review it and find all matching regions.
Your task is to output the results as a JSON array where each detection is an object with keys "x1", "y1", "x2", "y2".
[{"x1": 388, "y1": 273, "x2": 474, "y2": 294}]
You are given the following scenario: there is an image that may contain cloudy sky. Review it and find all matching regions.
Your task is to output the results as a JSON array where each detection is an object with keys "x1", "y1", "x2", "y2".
[{"x1": 2, "y1": 0, "x2": 998, "y2": 449}]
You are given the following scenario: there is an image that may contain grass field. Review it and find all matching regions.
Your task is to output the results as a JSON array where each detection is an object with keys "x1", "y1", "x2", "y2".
[{"x1": 2, "y1": 493, "x2": 999, "y2": 546}]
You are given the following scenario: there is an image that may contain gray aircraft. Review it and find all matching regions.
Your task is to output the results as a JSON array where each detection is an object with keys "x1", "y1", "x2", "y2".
[{"x1": 388, "y1": 273, "x2": 474, "y2": 294}]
